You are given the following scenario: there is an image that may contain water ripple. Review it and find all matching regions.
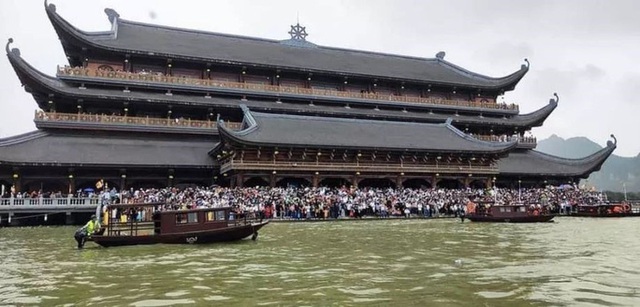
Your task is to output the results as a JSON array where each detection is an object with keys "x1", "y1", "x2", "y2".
[{"x1": 0, "y1": 218, "x2": 639, "y2": 306}]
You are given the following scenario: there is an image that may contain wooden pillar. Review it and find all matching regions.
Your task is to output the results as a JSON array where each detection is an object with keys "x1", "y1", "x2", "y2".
[
  {"x1": 166, "y1": 60, "x2": 173, "y2": 76},
  {"x1": 396, "y1": 175, "x2": 403, "y2": 189},
  {"x1": 236, "y1": 173, "x2": 244, "y2": 188},
  {"x1": 120, "y1": 174, "x2": 127, "y2": 191},
  {"x1": 312, "y1": 173, "x2": 319, "y2": 188},
  {"x1": 270, "y1": 173, "x2": 276, "y2": 188},
  {"x1": 124, "y1": 55, "x2": 131, "y2": 72},
  {"x1": 65, "y1": 212, "x2": 75, "y2": 225},
  {"x1": 352, "y1": 174, "x2": 360, "y2": 188},
  {"x1": 12, "y1": 172, "x2": 21, "y2": 194},
  {"x1": 68, "y1": 175, "x2": 76, "y2": 195},
  {"x1": 432, "y1": 175, "x2": 439, "y2": 189}
]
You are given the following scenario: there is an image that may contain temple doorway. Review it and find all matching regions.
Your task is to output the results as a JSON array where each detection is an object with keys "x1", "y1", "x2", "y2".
[
  {"x1": 318, "y1": 177, "x2": 351, "y2": 188},
  {"x1": 244, "y1": 176, "x2": 269, "y2": 187},
  {"x1": 276, "y1": 177, "x2": 310, "y2": 188},
  {"x1": 358, "y1": 178, "x2": 395, "y2": 188},
  {"x1": 436, "y1": 179, "x2": 464, "y2": 189},
  {"x1": 469, "y1": 179, "x2": 487, "y2": 189},
  {"x1": 175, "y1": 181, "x2": 208, "y2": 189},
  {"x1": 402, "y1": 178, "x2": 432, "y2": 189}
]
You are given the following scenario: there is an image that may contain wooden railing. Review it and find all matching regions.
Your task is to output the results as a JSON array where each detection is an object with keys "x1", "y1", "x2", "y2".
[
  {"x1": 34, "y1": 111, "x2": 243, "y2": 130},
  {"x1": 473, "y1": 134, "x2": 537, "y2": 144},
  {"x1": 221, "y1": 160, "x2": 498, "y2": 174},
  {"x1": 0, "y1": 197, "x2": 100, "y2": 207},
  {"x1": 57, "y1": 66, "x2": 519, "y2": 111}
]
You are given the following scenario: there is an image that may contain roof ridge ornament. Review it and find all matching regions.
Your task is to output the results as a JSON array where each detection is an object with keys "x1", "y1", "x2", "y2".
[
  {"x1": 104, "y1": 8, "x2": 120, "y2": 24},
  {"x1": 288, "y1": 23, "x2": 308, "y2": 41},
  {"x1": 436, "y1": 51, "x2": 446, "y2": 60},
  {"x1": 45, "y1": 0, "x2": 55, "y2": 12},
  {"x1": 608, "y1": 134, "x2": 617, "y2": 147},
  {"x1": 550, "y1": 92, "x2": 559, "y2": 105},
  {"x1": 5, "y1": 38, "x2": 19, "y2": 56},
  {"x1": 522, "y1": 58, "x2": 530, "y2": 70}
]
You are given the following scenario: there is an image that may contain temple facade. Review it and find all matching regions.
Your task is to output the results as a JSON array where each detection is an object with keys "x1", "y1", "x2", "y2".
[{"x1": 0, "y1": 2, "x2": 616, "y2": 193}]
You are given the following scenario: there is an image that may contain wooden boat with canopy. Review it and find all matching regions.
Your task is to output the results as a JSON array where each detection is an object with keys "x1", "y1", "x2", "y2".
[
  {"x1": 571, "y1": 202, "x2": 640, "y2": 217},
  {"x1": 464, "y1": 201, "x2": 555, "y2": 223},
  {"x1": 89, "y1": 202, "x2": 269, "y2": 247}
]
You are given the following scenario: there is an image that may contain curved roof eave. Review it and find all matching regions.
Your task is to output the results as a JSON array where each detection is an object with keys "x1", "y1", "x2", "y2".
[
  {"x1": 44, "y1": 2, "x2": 528, "y2": 91},
  {"x1": 218, "y1": 106, "x2": 517, "y2": 154},
  {"x1": 498, "y1": 135, "x2": 617, "y2": 178},
  {"x1": 510, "y1": 93, "x2": 559, "y2": 128},
  {"x1": 0, "y1": 127, "x2": 216, "y2": 167},
  {"x1": 4, "y1": 43, "x2": 548, "y2": 130}
]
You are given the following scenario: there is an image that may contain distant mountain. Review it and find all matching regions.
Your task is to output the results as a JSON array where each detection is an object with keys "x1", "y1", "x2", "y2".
[{"x1": 536, "y1": 135, "x2": 640, "y2": 192}]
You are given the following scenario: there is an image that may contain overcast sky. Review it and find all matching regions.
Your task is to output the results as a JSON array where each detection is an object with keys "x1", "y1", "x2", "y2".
[{"x1": 1, "y1": 0, "x2": 639, "y2": 156}]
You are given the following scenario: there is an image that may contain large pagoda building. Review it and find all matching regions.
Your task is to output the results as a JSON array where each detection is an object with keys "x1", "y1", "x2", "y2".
[{"x1": 0, "y1": 2, "x2": 616, "y2": 193}]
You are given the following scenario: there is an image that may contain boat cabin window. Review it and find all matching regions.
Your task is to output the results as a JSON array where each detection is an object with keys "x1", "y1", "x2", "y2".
[
  {"x1": 176, "y1": 212, "x2": 198, "y2": 224},
  {"x1": 499, "y1": 207, "x2": 512, "y2": 213},
  {"x1": 518, "y1": 207, "x2": 526, "y2": 212},
  {"x1": 205, "y1": 210, "x2": 226, "y2": 221}
]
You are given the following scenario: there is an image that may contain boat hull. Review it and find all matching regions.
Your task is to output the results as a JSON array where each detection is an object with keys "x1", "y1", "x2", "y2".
[
  {"x1": 466, "y1": 215, "x2": 555, "y2": 223},
  {"x1": 91, "y1": 221, "x2": 269, "y2": 247},
  {"x1": 570, "y1": 212, "x2": 640, "y2": 218}
]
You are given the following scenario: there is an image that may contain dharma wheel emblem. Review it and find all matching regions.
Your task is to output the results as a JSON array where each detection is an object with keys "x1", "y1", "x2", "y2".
[{"x1": 288, "y1": 23, "x2": 308, "y2": 41}]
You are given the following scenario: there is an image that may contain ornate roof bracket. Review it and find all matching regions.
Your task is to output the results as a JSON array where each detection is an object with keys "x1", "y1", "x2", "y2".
[
  {"x1": 608, "y1": 134, "x2": 617, "y2": 147},
  {"x1": 104, "y1": 8, "x2": 120, "y2": 36},
  {"x1": 104, "y1": 8, "x2": 120, "y2": 24},
  {"x1": 5, "y1": 38, "x2": 15, "y2": 55},
  {"x1": 550, "y1": 92, "x2": 559, "y2": 105}
]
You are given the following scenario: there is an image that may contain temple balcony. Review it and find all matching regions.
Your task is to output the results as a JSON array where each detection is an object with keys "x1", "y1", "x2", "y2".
[
  {"x1": 472, "y1": 134, "x2": 537, "y2": 149},
  {"x1": 220, "y1": 159, "x2": 499, "y2": 175},
  {"x1": 57, "y1": 66, "x2": 519, "y2": 112},
  {"x1": 34, "y1": 111, "x2": 242, "y2": 135}
]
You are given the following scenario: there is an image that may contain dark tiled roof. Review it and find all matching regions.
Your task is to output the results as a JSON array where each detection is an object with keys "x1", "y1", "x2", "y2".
[
  {"x1": 45, "y1": 3, "x2": 528, "y2": 90},
  {"x1": 497, "y1": 136, "x2": 617, "y2": 178},
  {"x1": 0, "y1": 130, "x2": 215, "y2": 167},
  {"x1": 5, "y1": 43, "x2": 554, "y2": 129},
  {"x1": 218, "y1": 106, "x2": 518, "y2": 153}
]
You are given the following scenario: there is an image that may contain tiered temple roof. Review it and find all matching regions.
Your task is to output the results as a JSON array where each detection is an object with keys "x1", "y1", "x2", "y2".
[
  {"x1": 5, "y1": 40, "x2": 557, "y2": 130},
  {"x1": 45, "y1": 1, "x2": 528, "y2": 91},
  {"x1": 0, "y1": 2, "x2": 618, "y2": 189},
  {"x1": 219, "y1": 106, "x2": 516, "y2": 153},
  {"x1": 0, "y1": 131, "x2": 214, "y2": 167}
]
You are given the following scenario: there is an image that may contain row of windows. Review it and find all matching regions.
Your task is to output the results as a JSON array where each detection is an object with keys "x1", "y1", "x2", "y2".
[
  {"x1": 498, "y1": 207, "x2": 527, "y2": 213},
  {"x1": 175, "y1": 210, "x2": 226, "y2": 224}
]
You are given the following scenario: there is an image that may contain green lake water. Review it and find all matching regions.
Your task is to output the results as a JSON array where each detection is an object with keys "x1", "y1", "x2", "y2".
[{"x1": 1, "y1": 217, "x2": 639, "y2": 306}]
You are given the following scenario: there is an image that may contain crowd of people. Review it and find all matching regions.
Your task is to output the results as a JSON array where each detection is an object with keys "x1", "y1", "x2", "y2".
[
  {"x1": 84, "y1": 185, "x2": 606, "y2": 219},
  {"x1": 2, "y1": 184, "x2": 608, "y2": 219}
]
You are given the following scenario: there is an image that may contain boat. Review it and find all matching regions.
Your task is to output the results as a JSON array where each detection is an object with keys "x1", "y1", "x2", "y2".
[
  {"x1": 87, "y1": 202, "x2": 269, "y2": 247},
  {"x1": 570, "y1": 202, "x2": 640, "y2": 217},
  {"x1": 464, "y1": 202, "x2": 555, "y2": 223}
]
